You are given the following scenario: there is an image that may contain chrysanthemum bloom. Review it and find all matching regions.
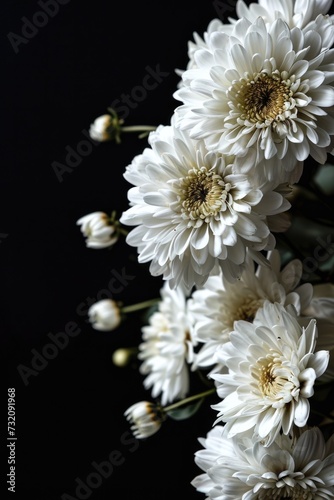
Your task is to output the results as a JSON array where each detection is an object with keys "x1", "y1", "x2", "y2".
[
  {"x1": 191, "y1": 425, "x2": 334, "y2": 499},
  {"x1": 124, "y1": 401, "x2": 165, "y2": 439},
  {"x1": 174, "y1": 16, "x2": 334, "y2": 169},
  {"x1": 211, "y1": 301, "x2": 329, "y2": 445},
  {"x1": 188, "y1": 249, "x2": 314, "y2": 374},
  {"x1": 120, "y1": 123, "x2": 291, "y2": 291},
  {"x1": 178, "y1": 1, "x2": 334, "y2": 77},
  {"x1": 88, "y1": 299, "x2": 121, "y2": 331},
  {"x1": 232, "y1": 0, "x2": 334, "y2": 32},
  {"x1": 176, "y1": 18, "x2": 225, "y2": 81},
  {"x1": 76, "y1": 211, "x2": 119, "y2": 249},
  {"x1": 138, "y1": 281, "x2": 195, "y2": 406}
]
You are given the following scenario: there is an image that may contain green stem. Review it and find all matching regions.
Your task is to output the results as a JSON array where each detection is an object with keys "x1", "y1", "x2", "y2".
[
  {"x1": 108, "y1": 214, "x2": 129, "y2": 236},
  {"x1": 117, "y1": 227, "x2": 129, "y2": 236},
  {"x1": 121, "y1": 298, "x2": 160, "y2": 314},
  {"x1": 121, "y1": 125, "x2": 157, "y2": 133},
  {"x1": 164, "y1": 388, "x2": 216, "y2": 412}
]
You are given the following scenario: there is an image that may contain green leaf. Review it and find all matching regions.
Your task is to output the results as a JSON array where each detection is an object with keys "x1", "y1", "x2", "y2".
[{"x1": 166, "y1": 398, "x2": 204, "y2": 421}]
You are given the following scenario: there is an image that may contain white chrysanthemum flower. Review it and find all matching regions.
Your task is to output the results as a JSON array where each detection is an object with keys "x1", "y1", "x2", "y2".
[
  {"x1": 174, "y1": 16, "x2": 334, "y2": 168},
  {"x1": 124, "y1": 401, "x2": 165, "y2": 439},
  {"x1": 177, "y1": 1, "x2": 334, "y2": 78},
  {"x1": 120, "y1": 122, "x2": 291, "y2": 291},
  {"x1": 211, "y1": 301, "x2": 329, "y2": 445},
  {"x1": 188, "y1": 249, "x2": 314, "y2": 373},
  {"x1": 138, "y1": 281, "x2": 195, "y2": 406},
  {"x1": 76, "y1": 211, "x2": 119, "y2": 249},
  {"x1": 233, "y1": 0, "x2": 334, "y2": 31},
  {"x1": 192, "y1": 425, "x2": 334, "y2": 499},
  {"x1": 176, "y1": 18, "x2": 226, "y2": 82},
  {"x1": 88, "y1": 299, "x2": 121, "y2": 331}
]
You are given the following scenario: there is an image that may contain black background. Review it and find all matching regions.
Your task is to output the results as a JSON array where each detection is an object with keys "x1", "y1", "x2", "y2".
[
  {"x1": 4, "y1": 1, "x2": 334, "y2": 500},
  {"x1": 3, "y1": 1, "x2": 224, "y2": 499}
]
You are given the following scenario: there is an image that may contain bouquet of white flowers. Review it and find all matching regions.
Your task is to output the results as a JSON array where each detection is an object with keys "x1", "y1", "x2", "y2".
[{"x1": 76, "y1": 1, "x2": 334, "y2": 497}]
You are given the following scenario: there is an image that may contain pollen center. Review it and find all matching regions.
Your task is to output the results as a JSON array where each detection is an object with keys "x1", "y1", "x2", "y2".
[
  {"x1": 257, "y1": 483, "x2": 314, "y2": 499},
  {"x1": 255, "y1": 354, "x2": 291, "y2": 398},
  {"x1": 179, "y1": 167, "x2": 230, "y2": 221},
  {"x1": 231, "y1": 72, "x2": 294, "y2": 124},
  {"x1": 260, "y1": 362, "x2": 276, "y2": 395},
  {"x1": 235, "y1": 297, "x2": 264, "y2": 323}
]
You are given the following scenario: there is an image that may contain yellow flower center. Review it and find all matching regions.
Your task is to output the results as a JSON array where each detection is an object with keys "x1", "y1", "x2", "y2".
[
  {"x1": 257, "y1": 483, "x2": 315, "y2": 499},
  {"x1": 179, "y1": 167, "x2": 230, "y2": 220},
  {"x1": 255, "y1": 354, "x2": 296, "y2": 399},
  {"x1": 230, "y1": 72, "x2": 294, "y2": 124},
  {"x1": 234, "y1": 297, "x2": 264, "y2": 323}
]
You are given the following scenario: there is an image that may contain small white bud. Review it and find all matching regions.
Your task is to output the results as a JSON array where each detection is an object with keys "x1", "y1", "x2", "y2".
[
  {"x1": 124, "y1": 401, "x2": 165, "y2": 439},
  {"x1": 76, "y1": 211, "x2": 119, "y2": 249},
  {"x1": 88, "y1": 299, "x2": 122, "y2": 331},
  {"x1": 89, "y1": 114, "x2": 114, "y2": 142}
]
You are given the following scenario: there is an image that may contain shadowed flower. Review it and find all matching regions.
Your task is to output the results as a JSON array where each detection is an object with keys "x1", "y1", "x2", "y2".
[
  {"x1": 211, "y1": 301, "x2": 329, "y2": 445},
  {"x1": 191, "y1": 425, "x2": 334, "y2": 499},
  {"x1": 138, "y1": 281, "x2": 195, "y2": 406}
]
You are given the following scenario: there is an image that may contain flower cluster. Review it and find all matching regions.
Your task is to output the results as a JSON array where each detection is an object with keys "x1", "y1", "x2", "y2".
[{"x1": 78, "y1": 0, "x2": 334, "y2": 498}]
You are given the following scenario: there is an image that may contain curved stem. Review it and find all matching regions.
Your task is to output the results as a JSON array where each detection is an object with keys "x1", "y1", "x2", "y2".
[
  {"x1": 121, "y1": 298, "x2": 160, "y2": 314},
  {"x1": 164, "y1": 388, "x2": 216, "y2": 412},
  {"x1": 117, "y1": 227, "x2": 129, "y2": 236},
  {"x1": 121, "y1": 125, "x2": 157, "y2": 133}
]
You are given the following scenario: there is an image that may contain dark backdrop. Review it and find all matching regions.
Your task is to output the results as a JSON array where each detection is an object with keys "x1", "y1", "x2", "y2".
[{"x1": 3, "y1": 1, "x2": 224, "y2": 499}]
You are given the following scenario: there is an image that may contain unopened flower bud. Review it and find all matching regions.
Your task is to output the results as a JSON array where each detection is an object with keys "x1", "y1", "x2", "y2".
[
  {"x1": 112, "y1": 348, "x2": 137, "y2": 367},
  {"x1": 76, "y1": 211, "x2": 119, "y2": 249},
  {"x1": 88, "y1": 299, "x2": 121, "y2": 331},
  {"x1": 89, "y1": 114, "x2": 115, "y2": 142},
  {"x1": 124, "y1": 401, "x2": 165, "y2": 439}
]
